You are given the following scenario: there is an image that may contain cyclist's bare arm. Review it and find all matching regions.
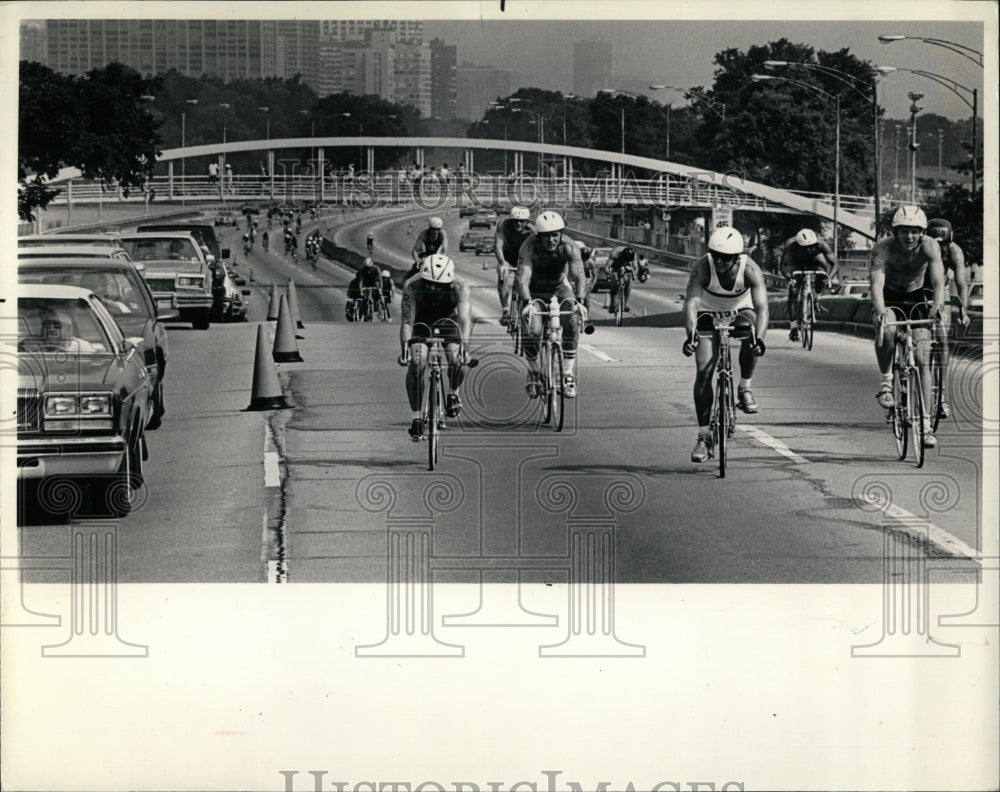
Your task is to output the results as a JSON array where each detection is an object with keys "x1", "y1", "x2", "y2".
[
  {"x1": 925, "y1": 244, "x2": 947, "y2": 312},
  {"x1": 411, "y1": 232, "x2": 425, "y2": 265},
  {"x1": 683, "y1": 258, "x2": 709, "y2": 337},
  {"x1": 454, "y1": 279, "x2": 473, "y2": 346},
  {"x1": 494, "y1": 229, "x2": 507, "y2": 269},
  {"x1": 778, "y1": 246, "x2": 795, "y2": 279},
  {"x1": 438, "y1": 231, "x2": 449, "y2": 255},
  {"x1": 564, "y1": 244, "x2": 587, "y2": 302},
  {"x1": 399, "y1": 284, "x2": 415, "y2": 357},
  {"x1": 950, "y1": 243, "x2": 970, "y2": 310},
  {"x1": 517, "y1": 239, "x2": 535, "y2": 304},
  {"x1": 745, "y1": 260, "x2": 770, "y2": 339},
  {"x1": 869, "y1": 246, "x2": 889, "y2": 318}
]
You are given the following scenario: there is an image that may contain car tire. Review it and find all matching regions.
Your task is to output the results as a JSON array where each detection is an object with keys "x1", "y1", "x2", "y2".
[
  {"x1": 192, "y1": 308, "x2": 211, "y2": 330},
  {"x1": 93, "y1": 422, "x2": 144, "y2": 518},
  {"x1": 147, "y1": 379, "x2": 165, "y2": 430}
]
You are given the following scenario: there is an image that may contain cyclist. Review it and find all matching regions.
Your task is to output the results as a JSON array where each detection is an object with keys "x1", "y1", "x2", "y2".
[
  {"x1": 409, "y1": 216, "x2": 449, "y2": 277},
  {"x1": 925, "y1": 217, "x2": 971, "y2": 419},
  {"x1": 242, "y1": 233, "x2": 251, "y2": 256},
  {"x1": 517, "y1": 211, "x2": 588, "y2": 399},
  {"x1": 870, "y1": 206, "x2": 947, "y2": 447},
  {"x1": 380, "y1": 269, "x2": 394, "y2": 319},
  {"x1": 345, "y1": 275, "x2": 361, "y2": 322},
  {"x1": 607, "y1": 246, "x2": 638, "y2": 314},
  {"x1": 493, "y1": 205, "x2": 534, "y2": 326},
  {"x1": 682, "y1": 226, "x2": 769, "y2": 463},
  {"x1": 366, "y1": 232, "x2": 375, "y2": 255},
  {"x1": 262, "y1": 230, "x2": 269, "y2": 253},
  {"x1": 399, "y1": 254, "x2": 472, "y2": 440},
  {"x1": 780, "y1": 228, "x2": 838, "y2": 341},
  {"x1": 288, "y1": 231, "x2": 299, "y2": 261},
  {"x1": 357, "y1": 257, "x2": 383, "y2": 317}
]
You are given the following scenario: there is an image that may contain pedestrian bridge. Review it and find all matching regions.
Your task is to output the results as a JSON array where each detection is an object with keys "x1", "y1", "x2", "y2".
[{"x1": 48, "y1": 136, "x2": 878, "y2": 239}]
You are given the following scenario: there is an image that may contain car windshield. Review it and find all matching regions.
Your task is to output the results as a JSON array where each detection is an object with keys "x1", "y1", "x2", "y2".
[
  {"x1": 19, "y1": 266, "x2": 151, "y2": 319},
  {"x1": 18, "y1": 297, "x2": 113, "y2": 352},
  {"x1": 125, "y1": 238, "x2": 200, "y2": 262}
]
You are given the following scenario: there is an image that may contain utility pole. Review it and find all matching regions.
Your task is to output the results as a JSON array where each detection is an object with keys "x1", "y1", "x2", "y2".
[{"x1": 908, "y1": 92, "x2": 923, "y2": 201}]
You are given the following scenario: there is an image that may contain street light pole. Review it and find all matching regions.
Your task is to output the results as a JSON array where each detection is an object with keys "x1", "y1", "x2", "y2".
[
  {"x1": 878, "y1": 34, "x2": 984, "y2": 67},
  {"x1": 908, "y1": 92, "x2": 923, "y2": 201}
]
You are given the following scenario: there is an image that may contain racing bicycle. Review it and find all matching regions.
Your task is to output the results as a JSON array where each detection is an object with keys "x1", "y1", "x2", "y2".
[
  {"x1": 530, "y1": 296, "x2": 593, "y2": 432},
  {"x1": 928, "y1": 297, "x2": 966, "y2": 432},
  {"x1": 359, "y1": 286, "x2": 382, "y2": 323},
  {"x1": 610, "y1": 268, "x2": 633, "y2": 327},
  {"x1": 790, "y1": 270, "x2": 819, "y2": 350}
]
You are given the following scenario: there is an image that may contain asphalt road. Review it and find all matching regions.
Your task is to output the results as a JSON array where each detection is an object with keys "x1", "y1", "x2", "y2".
[{"x1": 18, "y1": 208, "x2": 988, "y2": 590}]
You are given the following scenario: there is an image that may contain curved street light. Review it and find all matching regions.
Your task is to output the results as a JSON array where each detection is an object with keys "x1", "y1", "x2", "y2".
[
  {"x1": 650, "y1": 83, "x2": 726, "y2": 120},
  {"x1": 764, "y1": 60, "x2": 882, "y2": 234},
  {"x1": 878, "y1": 34, "x2": 983, "y2": 67},
  {"x1": 878, "y1": 65, "x2": 978, "y2": 192},
  {"x1": 752, "y1": 74, "x2": 841, "y2": 258}
]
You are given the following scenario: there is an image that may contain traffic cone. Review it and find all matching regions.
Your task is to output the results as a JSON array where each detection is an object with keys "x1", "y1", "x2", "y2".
[
  {"x1": 247, "y1": 324, "x2": 290, "y2": 410},
  {"x1": 287, "y1": 279, "x2": 304, "y2": 329},
  {"x1": 272, "y1": 295, "x2": 303, "y2": 362},
  {"x1": 266, "y1": 283, "x2": 280, "y2": 320}
]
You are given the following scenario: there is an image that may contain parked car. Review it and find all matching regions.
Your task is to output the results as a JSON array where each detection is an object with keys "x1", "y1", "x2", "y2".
[
  {"x1": 18, "y1": 257, "x2": 173, "y2": 429},
  {"x1": 210, "y1": 260, "x2": 251, "y2": 322},
  {"x1": 588, "y1": 247, "x2": 615, "y2": 292},
  {"x1": 240, "y1": 202, "x2": 261, "y2": 215},
  {"x1": 968, "y1": 282, "x2": 983, "y2": 311},
  {"x1": 121, "y1": 232, "x2": 214, "y2": 330},
  {"x1": 469, "y1": 209, "x2": 498, "y2": 229},
  {"x1": 459, "y1": 229, "x2": 494, "y2": 255},
  {"x1": 15, "y1": 284, "x2": 152, "y2": 516},
  {"x1": 834, "y1": 281, "x2": 871, "y2": 300},
  {"x1": 214, "y1": 211, "x2": 238, "y2": 227},
  {"x1": 458, "y1": 205, "x2": 479, "y2": 218}
]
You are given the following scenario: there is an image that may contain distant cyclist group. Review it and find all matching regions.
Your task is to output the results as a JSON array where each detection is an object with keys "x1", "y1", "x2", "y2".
[{"x1": 350, "y1": 203, "x2": 970, "y2": 462}]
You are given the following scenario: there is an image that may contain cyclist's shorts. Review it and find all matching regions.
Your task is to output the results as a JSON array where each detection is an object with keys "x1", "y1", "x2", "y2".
[
  {"x1": 409, "y1": 318, "x2": 461, "y2": 346},
  {"x1": 883, "y1": 287, "x2": 931, "y2": 321},
  {"x1": 696, "y1": 308, "x2": 756, "y2": 339}
]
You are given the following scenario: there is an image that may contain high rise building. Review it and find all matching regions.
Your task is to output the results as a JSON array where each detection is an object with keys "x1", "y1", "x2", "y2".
[
  {"x1": 430, "y1": 38, "x2": 457, "y2": 120},
  {"x1": 456, "y1": 63, "x2": 512, "y2": 121},
  {"x1": 320, "y1": 20, "x2": 423, "y2": 43},
  {"x1": 19, "y1": 20, "x2": 46, "y2": 62},
  {"x1": 38, "y1": 19, "x2": 320, "y2": 86},
  {"x1": 573, "y1": 40, "x2": 612, "y2": 98},
  {"x1": 394, "y1": 40, "x2": 432, "y2": 118}
]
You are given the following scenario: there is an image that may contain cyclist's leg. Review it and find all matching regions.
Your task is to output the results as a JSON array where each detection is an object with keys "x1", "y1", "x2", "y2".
[
  {"x1": 608, "y1": 277, "x2": 619, "y2": 311},
  {"x1": 406, "y1": 325, "x2": 431, "y2": 437},
  {"x1": 934, "y1": 299, "x2": 952, "y2": 415},
  {"x1": 692, "y1": 314, "x2": 719, "y2": 459},
  {"x1": 557, "y1": 288, "x2": 579, "y2": 396},
  {"x1": 522, "y1": 297, "x2": 545, "y2": 395},
  {"x1": 876, "y1": 292, "x2": 903, "y2": 405},
  {"x1": 786, "y1": 277, "x2": 800, "y2": 330},
  {"x1": 731, "y1": 309, "x2": 759, "y2": 412},
  {"x1": 910, "y1": 300, "x2": 936, "y2": 436}
]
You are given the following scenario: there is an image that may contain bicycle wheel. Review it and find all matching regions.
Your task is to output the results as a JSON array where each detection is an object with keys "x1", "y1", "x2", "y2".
[
  {"x1": 364, "y1": 297, "x2": 373, "y2": 323},
  {"x1": 715, "y1": 374, "x2": 728, "y2": 478},
  {"x1": 929, "y1": 344, "x2": 944, "y2": 432},
  {"x1": 615, "y1": 290, "x2": 624, "y2": 327},
  {"x1": 427, "y1": 371, "x2": 442, "y2": 470},
  {"x1": 908, "y1": 368, "x2": 926, "y2": 468},
  {"x1": 550, "y1": 344, "x2": 565, "y2": 432},
  {"x1": 539, "y1": 343, "x2": 552, "y2": 424},
  {"x1": 803, "y1": 293, "x2": 815, "y2": 350},
  {"x1": 891, "y1": 369, "x2": 908, "y2": 460}
]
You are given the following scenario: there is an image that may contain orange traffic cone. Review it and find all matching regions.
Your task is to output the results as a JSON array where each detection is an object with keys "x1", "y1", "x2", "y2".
[
  {"x1": 272, "y1": 295, "x2": 303, "y2": 362},
  {"x1": 266, "y1": 283, "x2": 280, "y2": 320},
  {"x1": 287, "y1": 279, "x2": 304, "y2": 329},
  {"x1": 247, "y1": 324, "x2": 290, "y2": 410}
]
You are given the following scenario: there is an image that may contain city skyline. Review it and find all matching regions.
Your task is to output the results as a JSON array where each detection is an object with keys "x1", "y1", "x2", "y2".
[{"x1": 19, "y1": 15, "x2": 985, "y2": 122}]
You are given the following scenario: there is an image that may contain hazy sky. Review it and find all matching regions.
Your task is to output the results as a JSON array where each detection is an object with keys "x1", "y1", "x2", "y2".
[{"x1": 425, "y1": 17, "x2": 985, "y2": 121}]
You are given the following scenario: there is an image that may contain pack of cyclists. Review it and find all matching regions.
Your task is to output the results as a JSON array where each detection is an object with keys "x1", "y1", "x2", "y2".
[{"x1": 337, "y1": 205, "x2": 972, "y2": 460}]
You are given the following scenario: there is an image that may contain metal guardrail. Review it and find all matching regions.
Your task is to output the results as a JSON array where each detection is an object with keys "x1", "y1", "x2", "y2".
[{"x1": 43, "y1": 174, "x2": 878, "y2": 218}]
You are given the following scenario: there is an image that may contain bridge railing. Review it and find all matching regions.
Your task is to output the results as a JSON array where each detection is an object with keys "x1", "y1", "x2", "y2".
[{"x1": 42, "y1": 173, "x2": 878, "y2": 217}]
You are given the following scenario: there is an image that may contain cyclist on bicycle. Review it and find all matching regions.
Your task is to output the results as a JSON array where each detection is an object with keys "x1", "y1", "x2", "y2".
[
  {"x1": 870, "y1": 206, "x2": 947, "y2": 447},
  {"x1": 494, "y1": 205, "x2": 534, "y2": 326},
  {"x1": 356, "y1": 257, "x2": 382, "y2": 316},
  {"x1": 924, "y1": 217, "x2": 971, "y2": 419},
  {"x1": 682, "y1": 226, "x2": 769, "y2": 463},
  {"x1": 409, "y1": 216, "x2": 449, "y2": 277},
  {"x1": 517, "y1": 211, "x2": 588, "y2": 399},
  {"x1": 780, "y1": 228, "x2": 838, "y2": 341},
  {"x1": 242, "y1": 234, "x2": 251, "y2": 256},
  {"x1": 380, "y1": 269, "x2": 394, "y2": 319},
  {"x1": 262, "y1": 230, "x2": 269, "y2": 253},
  {"x1": 399, "y1": 254, "x2": 472, "y2": 440},
  {"x1": 345, "y1": 275, "x2": 361, "y2": 322},
  {"x1": 607, "y1": 246, "x2": 638, "y2": 314},
  {"x1": 366, "y1": 232, "x2": 375, "y2": 255}
]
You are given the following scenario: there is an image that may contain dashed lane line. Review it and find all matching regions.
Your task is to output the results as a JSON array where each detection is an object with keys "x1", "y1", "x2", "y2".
[
  {"x1": 738, "y1": 423, "x2": 810, "y2": 465},
  {"x1": 580, "y1": 343, "x2": 616, "y2": 363}
]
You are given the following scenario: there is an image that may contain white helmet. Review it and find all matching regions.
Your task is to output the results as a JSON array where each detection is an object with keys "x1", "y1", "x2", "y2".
[
  {"x1": 510, "y1": 206, "x2": 531, "y2": 221},
  {"x1": 708, "y1": 226, "x2": 744, "y2": 256},
  {"x1": 795, "y1": 229, "x2": 818, "y2": 247},
  {"x1": 363, "y1": 257, "x2": 374, "y2": 267},
  {"x1": 419, "y1": 253, "x2": 455, "y2": 284},
  {"x1": 428, "y1": 216, "x2": 444, "y2": 229},
  {"x1": 892, "y1": 205, "x2": 927, "y2": 230},
  {"x1": 381, "y1": 269, "x2": 390, "y2": 278},
  {"x1": 534, "y1": 211, "x2": 565, "y2": 233}
]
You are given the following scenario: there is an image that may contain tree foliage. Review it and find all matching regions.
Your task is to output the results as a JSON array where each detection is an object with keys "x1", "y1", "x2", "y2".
[{"x1": 19, "y1": 61, "x2": 162, "y2": 220}]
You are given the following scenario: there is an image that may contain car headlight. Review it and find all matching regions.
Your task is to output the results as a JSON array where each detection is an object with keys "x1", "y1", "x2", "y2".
[
  {"x1": 177, "y1": 275, "x2": 205, "y2": 287},
  {"x1": 44, "y1": 393, "x2": 112, "y2": 417}
]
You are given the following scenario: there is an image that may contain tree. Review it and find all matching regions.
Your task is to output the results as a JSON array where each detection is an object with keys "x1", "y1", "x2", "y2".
[{"x1": 18, "y1": 61, "x2": 162, "y2": 220}]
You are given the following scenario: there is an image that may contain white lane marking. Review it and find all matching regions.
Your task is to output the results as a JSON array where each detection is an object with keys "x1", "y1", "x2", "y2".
[
  {"x1": 580, "y1": 343, "x2": 615, "y2": 363},
  {"x1": 882, "y1": 503, "x2": 981, "y2": 561},
  {"x1": 264, "y1": 452, "x2": 281, "y2": 487},
  {"x1": 738, "y1": 424, "x2": 810, "y2": 464},
  {"x1": 261, "y1": 512, "x2": 269, "y2": 563}
]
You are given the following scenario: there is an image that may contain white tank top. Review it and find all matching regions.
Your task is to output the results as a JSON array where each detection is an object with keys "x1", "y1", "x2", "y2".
[{"x1": 700, "y1": 254, "x2": 753, "y2": 314}]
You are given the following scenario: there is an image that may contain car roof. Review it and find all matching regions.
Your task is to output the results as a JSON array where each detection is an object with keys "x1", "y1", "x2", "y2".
[
  {"x1": 19, "y1": 233, "x2": 125, "y2": 246},
  {"x1": 120, "y1": 231, "x2": 200, "y2": 239},
  {"x1": 18, "y1": 283, "x2": 96, "y2": 300},
  {"x1": 18, "y1": 256, "x2": 135, "y2": 271},
  {"x1": 18, "y1": 244, "x2": 128, "y2": 257}
]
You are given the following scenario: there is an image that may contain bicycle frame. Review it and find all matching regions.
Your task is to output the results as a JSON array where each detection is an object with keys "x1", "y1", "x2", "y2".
[
  {"x1": 880, "y1": 309, "x2": 937, "y2": 468},
  {"x1": 695, "y1": 313, "x2": 749, "y2": 478},
  {"x1": 529, "y1": 298, "x2": 591, "y2": 432},
  {"x1": 790, "y1": 270, "x2": 817, "y2": 350}
]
